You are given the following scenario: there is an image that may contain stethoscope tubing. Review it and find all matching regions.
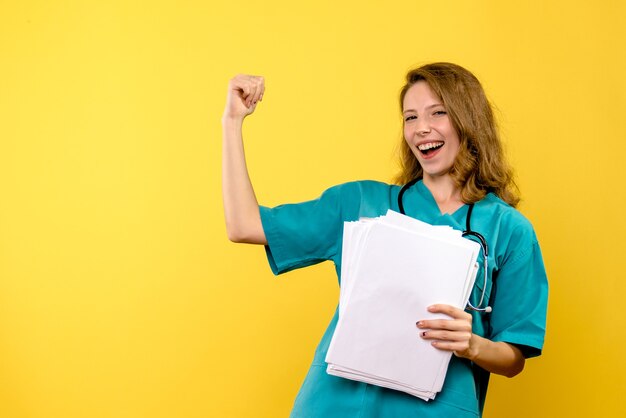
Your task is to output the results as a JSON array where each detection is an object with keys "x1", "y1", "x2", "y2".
[{"x1": 397, "y1": 180, "x2": 492, "y2": 313}]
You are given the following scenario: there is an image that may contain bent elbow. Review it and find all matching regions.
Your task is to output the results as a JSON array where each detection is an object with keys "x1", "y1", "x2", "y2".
[
  {"x1": 226, "y1": 224, "x2": 248, "y2": 243},
  {"x1": 225, "y1": 221, "x2": 266, "y2": 244},
  {"x1": 504, "y1": 358, "x2": 525, "y2": 378},
  {"x1": 226, "y1": 229, "x2": 243, "y2": 243}
]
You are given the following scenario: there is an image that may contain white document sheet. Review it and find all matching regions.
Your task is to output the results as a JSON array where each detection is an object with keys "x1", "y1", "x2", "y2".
[{"x1": 327, "y1": 210, "x2": 480, "y2": 401}]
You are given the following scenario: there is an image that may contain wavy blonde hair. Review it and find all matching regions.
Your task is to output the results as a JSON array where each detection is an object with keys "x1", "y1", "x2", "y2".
[{"x1": 395, "y1": 62, "x2": 520, "y2": 207}]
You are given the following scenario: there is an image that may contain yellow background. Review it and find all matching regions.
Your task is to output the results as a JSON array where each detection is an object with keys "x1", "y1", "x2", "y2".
[{"x1": 1, "y1": 0, "x2": 625, "y2": 417}]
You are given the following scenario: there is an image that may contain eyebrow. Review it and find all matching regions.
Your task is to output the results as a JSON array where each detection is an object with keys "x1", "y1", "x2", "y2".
[{"x1": 402, "y1": 103, "x2": 444, "y2": 114}]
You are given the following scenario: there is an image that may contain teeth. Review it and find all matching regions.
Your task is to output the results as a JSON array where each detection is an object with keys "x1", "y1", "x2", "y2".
[{"x1": 417, "y1": 142, "x2": 444, "y2": 151}]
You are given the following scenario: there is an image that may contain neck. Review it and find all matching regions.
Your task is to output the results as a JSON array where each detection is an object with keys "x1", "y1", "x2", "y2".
[{"x1": 423, "y1": 175, "x2": 463, "y2": 214}]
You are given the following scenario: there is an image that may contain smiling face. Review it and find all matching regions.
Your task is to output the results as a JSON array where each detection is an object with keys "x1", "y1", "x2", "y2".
[{"x1": 402, "y1": 81, "x2": 461, "y2": 182}]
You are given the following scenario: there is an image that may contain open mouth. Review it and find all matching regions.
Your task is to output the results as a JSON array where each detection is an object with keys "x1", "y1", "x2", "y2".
[{"x1": 417, "y1": 141, "x2": 444, "y2": 156}]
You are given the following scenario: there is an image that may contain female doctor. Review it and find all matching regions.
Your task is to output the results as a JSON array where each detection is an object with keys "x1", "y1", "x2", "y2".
[{"x1": 222, "y1": 62, "x2": 548, "y2": 417}]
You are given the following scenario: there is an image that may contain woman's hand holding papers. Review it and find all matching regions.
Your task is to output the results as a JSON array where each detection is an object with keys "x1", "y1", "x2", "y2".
[
  {"x1": 416, "y1": 304, "x2": 526, "y2": 377},
  {"x1": 416, "y1": 304, "x2": 474, "y2": 357}
]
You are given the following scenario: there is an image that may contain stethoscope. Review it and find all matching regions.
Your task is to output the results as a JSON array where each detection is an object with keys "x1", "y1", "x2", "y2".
[{"x1": 397, "y1": 178, "x2": 492, "y2": 313}]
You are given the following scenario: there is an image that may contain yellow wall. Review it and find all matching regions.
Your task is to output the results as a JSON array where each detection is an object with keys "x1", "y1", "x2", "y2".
[{"x1": 1, "y1": 1, "x2": 624, "y2": 417}]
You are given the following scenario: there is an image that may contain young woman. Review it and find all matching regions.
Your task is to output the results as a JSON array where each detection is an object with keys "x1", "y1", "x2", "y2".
[{"x1": 222, "y1": 63, "x2": 548, "y2": 417}]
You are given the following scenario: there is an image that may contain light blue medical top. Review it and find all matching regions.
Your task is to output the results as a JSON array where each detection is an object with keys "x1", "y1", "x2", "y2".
[{"x1": 259, "y1": 180, "x2": 548, "y2": 418}]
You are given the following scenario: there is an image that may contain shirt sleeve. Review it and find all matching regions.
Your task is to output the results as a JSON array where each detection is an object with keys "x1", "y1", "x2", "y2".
[
  {"x1": 489, "y1": 226, "x2": 549, "y2": 358},
  {"x1": 259, "y1": 185, "x2": 345, "y2": 275}
]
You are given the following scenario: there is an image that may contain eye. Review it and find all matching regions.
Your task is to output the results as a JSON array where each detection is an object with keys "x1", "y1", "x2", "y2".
[
  {"x1": 404, "y1": 115, "x2": 417, "y2": 122},
  {"x1": 433, "y1": 110, "x2": 447, "y2": 116}
]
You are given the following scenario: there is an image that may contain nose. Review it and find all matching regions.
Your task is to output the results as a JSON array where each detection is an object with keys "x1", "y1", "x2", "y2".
[{"x1": 416, "y1": 118, "x2": 431, "y2": 136}]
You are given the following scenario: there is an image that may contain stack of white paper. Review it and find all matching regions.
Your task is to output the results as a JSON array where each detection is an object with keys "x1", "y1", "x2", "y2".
[{"x1": 325, "y1": 210, "x2": 480, "y2": 401}]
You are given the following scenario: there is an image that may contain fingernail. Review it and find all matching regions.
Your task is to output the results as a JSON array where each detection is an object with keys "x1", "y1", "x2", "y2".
[
  {"x1": 421, "y1": 332, "x2": 427, "y2": 337},
  {"x1": 416, "y1": 321, "x2": 422, "y2": 328},
  {"x1": 427, "y1": 306, "x2": 435, "y2": 312}
]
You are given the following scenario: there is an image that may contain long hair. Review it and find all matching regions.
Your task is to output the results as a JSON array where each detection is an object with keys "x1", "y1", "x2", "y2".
[{"x1": 394, "y1": 62, "x2": 520, "y2": 207}]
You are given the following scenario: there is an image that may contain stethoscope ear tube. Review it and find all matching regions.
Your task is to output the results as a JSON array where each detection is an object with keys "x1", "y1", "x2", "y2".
[{"x1": 397, "y1": 178, "x2": 420, "y2": 216}]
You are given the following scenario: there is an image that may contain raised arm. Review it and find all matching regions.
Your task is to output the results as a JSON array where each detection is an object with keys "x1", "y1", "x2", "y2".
[{"x1": 222, "y1": 74, "x2": 267, "y2": 244}]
